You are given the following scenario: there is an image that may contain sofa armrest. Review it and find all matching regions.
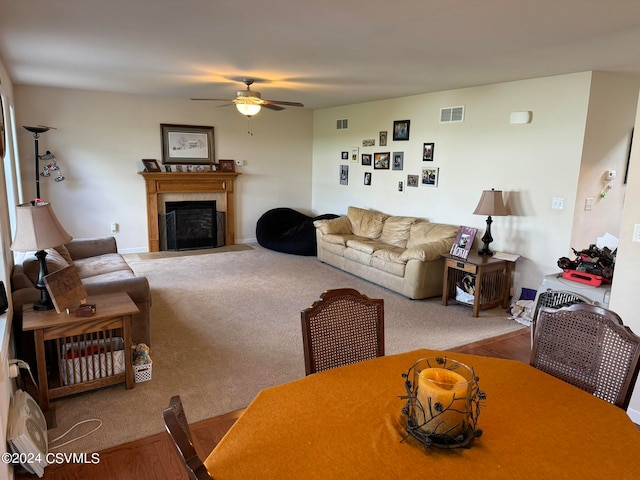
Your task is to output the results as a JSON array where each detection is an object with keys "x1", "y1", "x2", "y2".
[
  {"x1": 66, "y1": 237, "x2": 118, "y2": 259},
  {"x1": 314, "y1": 216, "x2": 352, "y2": 235},
  {"x1": 399, "y1": 238, "x2": 455, "y2": 262}
]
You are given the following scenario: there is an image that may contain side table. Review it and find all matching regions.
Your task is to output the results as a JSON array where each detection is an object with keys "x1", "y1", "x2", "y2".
[
  {"x1": 442, "y1": 252, "x2": 514, "y2": 317},
  {"x1": 22, "y1": 291, "x2": 139, "y2": 412}
]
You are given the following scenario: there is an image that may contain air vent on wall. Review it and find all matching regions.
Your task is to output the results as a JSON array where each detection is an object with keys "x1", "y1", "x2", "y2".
[
  {"x1": 440, "y1": 106, "x2": 465, "y2": 123},
  {"x1": 336, "y1": 118, "x2": 349, "y2": 130}
]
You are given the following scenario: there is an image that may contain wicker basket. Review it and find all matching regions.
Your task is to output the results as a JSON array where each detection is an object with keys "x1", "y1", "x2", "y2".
[{"x1": 133, "y1": 361, "x2": 153, "y2": 383}]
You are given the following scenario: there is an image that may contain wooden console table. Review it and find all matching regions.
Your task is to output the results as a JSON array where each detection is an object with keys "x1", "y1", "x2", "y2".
[
  {"x1": 442, "y1": 252, "x2": 514, "y2": 317},
  {"x1": 22, "y1": 292, "x2": 139, "y2": 411},
  {"x1": 139, "y1": 172, "x2": 240, "y2": 252}
]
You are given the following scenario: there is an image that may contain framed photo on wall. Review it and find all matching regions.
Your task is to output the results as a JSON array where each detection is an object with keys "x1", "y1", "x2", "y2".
[
  {"x1": 161, "y1": 124, "x2": 214, "y2": 165},
  {"x1": 362, "y1": 153, "x2": 372, "y2": 166},
  {"x1": 393, "y1": 120, "x2": 410, "y2": 141},
  {"x1": 423, "y1": 143, "x2": 435, "y2": 161},
  {"x1": 392, "y1": 152, "x2": 404, "y2": 170},
  {"x1": 422, "y1": 167, "x2": 439, "y2": 187},
  {"x1": 374, "y1": 152, "x2": 390, "y2": 169}
]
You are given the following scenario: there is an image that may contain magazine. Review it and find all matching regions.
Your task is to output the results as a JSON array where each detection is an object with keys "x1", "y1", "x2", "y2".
[{"x1": 450, "y1": 226, "x2": 477, "y2": 259}]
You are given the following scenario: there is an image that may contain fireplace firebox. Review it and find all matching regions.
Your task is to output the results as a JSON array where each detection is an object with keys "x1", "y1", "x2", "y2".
[{"x1": 163, "y1": 200, "x2": 218, "y2": 251}]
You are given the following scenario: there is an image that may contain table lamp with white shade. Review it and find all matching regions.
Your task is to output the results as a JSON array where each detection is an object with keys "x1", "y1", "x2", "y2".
[{"x1": 11, "y1": 202, "x2": 72, "y2": 310}]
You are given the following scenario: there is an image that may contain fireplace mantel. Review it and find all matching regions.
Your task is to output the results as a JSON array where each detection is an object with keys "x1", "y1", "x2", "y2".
[{"x1": 139, "y1": 172, "x2": 241, "y2": 252}]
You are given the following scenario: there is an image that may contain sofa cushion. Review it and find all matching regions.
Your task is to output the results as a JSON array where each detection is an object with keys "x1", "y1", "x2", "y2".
[
  {"x1": 321, "y1": 233, "x2": 360, "y2": 246},
  {"x1": 314, "y1": 216, "x2": 352, "y2": 235},
  {"x1": 54, "y1": 245, "x2": 74, "y2": 264},
  {"x1": 370, "y1": 256, "x2": 406, "y2": 277},
  {"x1": 346, "y1": 239, "x2": 391, "y2": 254},
  {"x1": 372, "y1": 247, "x2": 406, "y2": 264},
  {"x1": 73, "y1": 253, "x2": 134, "y2": 279},
  {"x1": 406, "y1": 222, "x2": 459, "y2": 249},
  {"x1": 343, "y1": 247, "x2": 373, "y2": 266},
  {"x1": 23, "y1": 248, "x2": 70, "y2": 284},
  {"x1": 347, "y1": 206, "x2": 388, "y2": 239},
  {"x1": 379, "y1": 216, "x2": 417, "y2": 248}
]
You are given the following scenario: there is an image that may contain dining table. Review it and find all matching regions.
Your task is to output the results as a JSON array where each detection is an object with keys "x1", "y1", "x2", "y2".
[{"x1": 204, "y1": 349, "x2": 640, "y2": 479}]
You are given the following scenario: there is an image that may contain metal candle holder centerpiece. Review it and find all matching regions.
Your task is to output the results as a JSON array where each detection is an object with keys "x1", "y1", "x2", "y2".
[{"x1": 401, "y1": 357, "x2": 485, "y2": 449}]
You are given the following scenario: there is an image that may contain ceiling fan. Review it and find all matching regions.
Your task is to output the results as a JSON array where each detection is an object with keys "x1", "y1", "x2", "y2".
[{"x1": 191, "y1": 78, "x2": 304, "y2": 116}]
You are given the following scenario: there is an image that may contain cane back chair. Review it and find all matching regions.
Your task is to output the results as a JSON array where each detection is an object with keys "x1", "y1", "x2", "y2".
[
  {"x1": 530, "y1": 303, "x2": 640, "y2": 409},
  {"x1": 301, "y1": 288, "x2": 385, "y2": 375},
  {"x1": 163, "y1": 395, "x2": 214, "y2": 480},
  {"x1": 530, "y1": 289, "x2": 593, "y2": 346}
]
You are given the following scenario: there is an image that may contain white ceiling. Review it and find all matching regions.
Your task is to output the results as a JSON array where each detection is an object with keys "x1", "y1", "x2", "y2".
[{"x1": 1, "y1": 0, "x2": 640, "y2": 110}]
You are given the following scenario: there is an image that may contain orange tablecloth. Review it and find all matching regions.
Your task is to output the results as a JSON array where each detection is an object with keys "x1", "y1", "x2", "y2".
[{"x1": 205, "y1": 349, "x2": 640, "y2": 479}]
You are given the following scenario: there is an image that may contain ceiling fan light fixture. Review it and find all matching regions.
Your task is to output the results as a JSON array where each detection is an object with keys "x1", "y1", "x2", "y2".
[{"x1": 235, "y1": 103, "x2": 262, "y2": 116}]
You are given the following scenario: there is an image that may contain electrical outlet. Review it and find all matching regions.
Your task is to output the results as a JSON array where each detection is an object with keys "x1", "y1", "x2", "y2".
[
  {"x1": 633, "y1": 224, "x2": 640, "y2": 243},
  {"x1": 551, "y1": 197, "x2": 564, "y2": 210},
  {"x1": 111, "y1": 222, "x2": 118, "y2": 233}
]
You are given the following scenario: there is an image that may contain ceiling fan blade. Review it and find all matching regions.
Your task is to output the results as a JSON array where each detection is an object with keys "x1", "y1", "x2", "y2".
[
  {"x1": 261, "y1": 103, "x2": 285, "y2": 111},
  {"x1": 190, "y1": 98, "x2": 233, "y2": 102},
  {"x1": 264, "y1": 99, "x2": 304, "y2": 107}
]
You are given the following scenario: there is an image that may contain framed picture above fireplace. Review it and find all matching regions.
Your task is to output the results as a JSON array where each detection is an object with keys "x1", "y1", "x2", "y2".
[{"x1": 161, "y1": 124, "x2": 215, "y2": 165}]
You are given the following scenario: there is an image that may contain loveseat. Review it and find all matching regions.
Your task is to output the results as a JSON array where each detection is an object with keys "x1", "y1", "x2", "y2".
[
  {"x1": 11, "y1": 237, "x2": 152, "y2": 354},
  {"x1": 314, "y1": 206, "x2": 459, "y2": 299}
]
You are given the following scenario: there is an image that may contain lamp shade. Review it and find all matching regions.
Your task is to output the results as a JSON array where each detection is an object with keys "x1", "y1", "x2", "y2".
[
  {"x1": 235, "y1": 103, "x2": 262, "y2": 116},
  {"x1": 11, "y1": 202, "x2": 72, "y2": 251},
  {"x1": 473, "y1": 189, "x2": 508, "y2": 216}
]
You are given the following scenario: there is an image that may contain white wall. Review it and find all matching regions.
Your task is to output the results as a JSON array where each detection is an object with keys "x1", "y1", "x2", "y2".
[
  {"x1": 312, "y1": 73, "x2": 599, "y2": 295},
  {"x1": 14, "y1": 86, "x2": 315, "y2": 250},
  {"x1": 610, "y1": 92, "x2": 640, "y2": 420},
  {"x1": 571, "y1": 72, "x2": 639, "y2": 248}
]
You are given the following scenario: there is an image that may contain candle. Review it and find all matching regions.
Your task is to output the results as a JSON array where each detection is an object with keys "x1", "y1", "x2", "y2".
[{"x1": 416, "y1": 367, "x2": 470, "y2": 436}]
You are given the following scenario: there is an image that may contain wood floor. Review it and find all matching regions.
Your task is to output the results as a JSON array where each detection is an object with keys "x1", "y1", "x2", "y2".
[{"x1": 14, "y1": 328, "x2": 532, "y2": 479}]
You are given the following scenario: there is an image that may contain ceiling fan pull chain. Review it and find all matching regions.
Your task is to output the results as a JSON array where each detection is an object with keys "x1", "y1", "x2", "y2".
[{"x1": 247, "y1": 117, "x2": 253, "y2": 135}]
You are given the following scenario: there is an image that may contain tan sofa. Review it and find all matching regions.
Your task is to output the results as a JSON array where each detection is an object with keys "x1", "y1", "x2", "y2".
[
  {"x1": 11, "y1": 237, "x2": 151, "y2": 351},
  {"x1": 314, "y1": 206, "x2": 459, "y2": 299}
]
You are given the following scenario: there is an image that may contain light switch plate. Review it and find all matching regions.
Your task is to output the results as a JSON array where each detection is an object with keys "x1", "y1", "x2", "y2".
[{"x1": 633, "y1": 224, "x2": 640, "y2": 243}]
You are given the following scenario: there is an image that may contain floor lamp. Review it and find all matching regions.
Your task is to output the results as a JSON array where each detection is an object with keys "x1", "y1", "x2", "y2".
[
  {"x1": 23, "y1": 125, "x2": 65, "y2": 200},
  {"x1": 11, "y1": 202, "x2": 73, "y2": 310}
]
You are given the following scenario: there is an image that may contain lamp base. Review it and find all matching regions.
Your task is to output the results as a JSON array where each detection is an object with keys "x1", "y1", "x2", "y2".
[
  {"x1": 33, "y1": 298, "x2": 55, "y2": 311},
  {"x1": 478, "y1": 247, "x2": 494, "y2": 256}
]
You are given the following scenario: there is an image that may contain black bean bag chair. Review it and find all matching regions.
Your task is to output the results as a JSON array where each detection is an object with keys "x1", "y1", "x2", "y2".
[{"x1": 256, "y1": 208, "x2": 339, "y2": 256}]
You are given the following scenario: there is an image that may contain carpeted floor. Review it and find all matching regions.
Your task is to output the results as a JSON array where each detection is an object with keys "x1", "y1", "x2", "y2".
[{"x1": 44, "y1": 244, "x2": 525, "y2": 454}]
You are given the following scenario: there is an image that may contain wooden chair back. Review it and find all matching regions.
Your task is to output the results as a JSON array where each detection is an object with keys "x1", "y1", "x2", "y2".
[
  {"x1": 301, "y1": 288, "x2": 384, "y2": 375},
  {"x1": 530, "y1": 303, "x2": 640, "y2": 409},
  {"x1": 530, "y1": 289, "x2": 593, "y2": 346},
  {"x1": 163, "y1": 395, "x2": 214, "y2": 480}
]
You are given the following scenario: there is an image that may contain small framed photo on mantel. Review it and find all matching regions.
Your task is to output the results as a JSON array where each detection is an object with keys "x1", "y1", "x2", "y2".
[{"x1": 142, "y1": 159, "x2": 161, "y2": 172}]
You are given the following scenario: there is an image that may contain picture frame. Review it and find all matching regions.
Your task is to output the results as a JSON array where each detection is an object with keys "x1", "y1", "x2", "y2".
[
  {"x1": 142, "y1": 159, "x2": 161, "y2": 172},
  {"x1": 351, "y1": 147, "x2": 359, "y2": 162},
  {"x1": 421, "y1": 167, "x2": 439, "y2": 187},
  {"x1": 362, "y1": 153, "x2": 372, "y2": 166},
  {"x1": 450, "y1": 226, "x2": 478, "y2": 260},
  {"x1": 374, "y1": 152, "x2": 390, "y2": 169},
  {"x1": 393, "y1": 120, "x2": 410, "y2": 141},
  {"x1": 379, "y1": 131, "x2": 387, "y2": 146},
  {"x1": 363, "y1": 138, "x2": 375, "y2": 147},
  {"x1": 161, "y1": 124, "x2": 214, "y2": 165},
  {"x1": 392, "y1": 152, "x2": 404, "y2": 170},
  {"x1": 407, "y1": 174, "x2": 419, "y2": 187},
  {"x1": 218, "y1": 159, "x2": 236, "y2": 172},
  {"x1": 340, "y1": 165, "x2": 349, "y2": 185},
  {"x1": 364, "y1": 172, "x2": 372, "y2": 185},
  {"x1": 341, "y1": 151, "x2": 349, "y2": 160},
  {"x1": 423, "y1": 142, "x2": 435, "y2": 161}
]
